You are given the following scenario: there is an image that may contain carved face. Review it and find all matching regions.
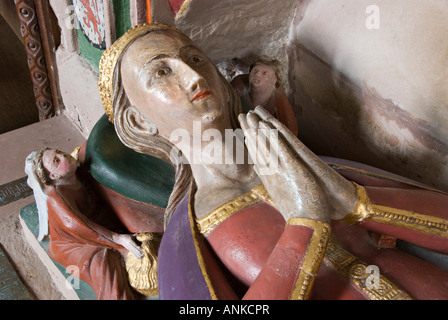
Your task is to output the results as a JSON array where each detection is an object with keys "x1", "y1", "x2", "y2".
[
  {"x1": 249, "y1": 63, "x2": 277, "y2": 91},
  {"x1": 42, "y1": 149, "x2": 77, "y2": 182},
  {"x1": 120, "y1": 29, "x2": 231, "y2": 140}
]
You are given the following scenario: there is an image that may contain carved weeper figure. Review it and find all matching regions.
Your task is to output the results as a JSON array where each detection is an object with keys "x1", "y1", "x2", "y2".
[
  {"x1": 231, "y1": 56, "x2": 299, "y2": 136},
  {"x1": 25, "y1": 148, "x2": 149, "y2": 299},
  {"x1": 98, "y1": 23, "x2": 448, "y2": 300}
]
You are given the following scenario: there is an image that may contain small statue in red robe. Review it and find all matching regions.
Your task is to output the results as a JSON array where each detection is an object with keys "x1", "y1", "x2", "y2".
[
  {"x1": 231, "y1": 56, "x2": 299, "y2": 137},
  {"x1": 25, "y1": 148, "x2": 146, "y2": 299}
]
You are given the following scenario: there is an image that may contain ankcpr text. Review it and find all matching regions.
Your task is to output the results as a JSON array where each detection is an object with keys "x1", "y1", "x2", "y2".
[{"x1": 179, "y1": 304, "x2": 270, "y2": 317}]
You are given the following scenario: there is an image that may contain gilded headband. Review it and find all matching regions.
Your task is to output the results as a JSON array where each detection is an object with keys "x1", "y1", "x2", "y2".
[{"x1": 98, "y1": 23, "x2": 179, "y2": 122}]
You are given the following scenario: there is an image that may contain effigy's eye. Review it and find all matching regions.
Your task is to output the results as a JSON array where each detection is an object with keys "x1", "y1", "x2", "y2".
[{"x1": 157, "y1": 68, "x2": 169, "y2": 76}]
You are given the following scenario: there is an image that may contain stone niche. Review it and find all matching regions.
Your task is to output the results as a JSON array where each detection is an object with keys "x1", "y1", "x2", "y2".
[
  {"x1": 48, "y1": 0, "x2": 146, "y2": 136},
  {"x1": 49, "y1": 0, "x2": 448, "y2": 191}
]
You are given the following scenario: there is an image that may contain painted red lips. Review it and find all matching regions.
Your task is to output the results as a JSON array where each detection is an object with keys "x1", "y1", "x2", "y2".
[{"x1": 191, "y1": 90, "x2": 211, "y2": 102}]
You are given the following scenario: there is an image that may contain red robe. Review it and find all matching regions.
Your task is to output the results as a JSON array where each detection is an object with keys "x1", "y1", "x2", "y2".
[
  {"x1": 188, "y1": 168, "x2": 448, "y2": 300},
  {"x1": 45, "y1": 186, "x2": 135, "y2": 300}
]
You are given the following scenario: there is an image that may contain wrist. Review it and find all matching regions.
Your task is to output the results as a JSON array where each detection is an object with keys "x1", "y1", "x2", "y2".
[
  {"x1": 339, "y1": 183, "x2": 371, "y2": 224},
  {"x1": 285, "y1": 211, "x2": 331, "y2": 224}
]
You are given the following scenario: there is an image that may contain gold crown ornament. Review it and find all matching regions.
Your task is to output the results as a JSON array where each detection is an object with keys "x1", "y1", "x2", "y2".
[{"x1": 98, "y1": 23, "x2": 179, "y2": 123}]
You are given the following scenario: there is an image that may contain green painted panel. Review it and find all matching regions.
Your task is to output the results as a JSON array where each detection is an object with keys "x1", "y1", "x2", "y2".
[
  {"x1": 113, "y1": 0, "x2": 132, "y2": 38},
  {"x1": 77, "y1": 27, "x2": 103, "y2": 71}
]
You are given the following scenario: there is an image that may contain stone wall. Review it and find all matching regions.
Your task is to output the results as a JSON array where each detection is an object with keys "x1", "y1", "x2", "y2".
[
  {"x1": 289, "y1": 0, "x2": 448, "y2": 190},
  {"x1": 49, "y1": 0, "x2": 145, "y2": 137}
]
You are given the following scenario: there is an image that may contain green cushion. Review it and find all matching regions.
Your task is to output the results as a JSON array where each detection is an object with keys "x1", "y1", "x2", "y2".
[{"x1": 84, "y1": 114, "x2": 175, "y2": 208}]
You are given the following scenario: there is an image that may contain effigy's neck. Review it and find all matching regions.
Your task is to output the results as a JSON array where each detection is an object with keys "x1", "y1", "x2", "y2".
[{"x1": 190, "y1": 160, "x2": 261, "y2": 220}]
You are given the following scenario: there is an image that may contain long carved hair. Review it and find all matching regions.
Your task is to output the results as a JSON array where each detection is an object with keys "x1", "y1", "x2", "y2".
[{"x1": 111, "y1": 29, "x2": 242, "y2": 228}]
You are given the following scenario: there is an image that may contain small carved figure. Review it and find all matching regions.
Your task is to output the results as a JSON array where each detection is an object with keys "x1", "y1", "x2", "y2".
[
  {"x1": 25, "y1": 148, "x2": 147, "y2": 299},
  {"x1": 231, "y1": 56, "x2": 299, "y2": 136}
]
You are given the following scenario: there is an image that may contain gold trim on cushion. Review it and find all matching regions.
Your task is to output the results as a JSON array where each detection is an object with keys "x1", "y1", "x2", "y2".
[
  {"x1": 196, "y1": 184, "x2": 272, "y2": 236},
  {"x1": 287, "y1": 218, "x2": 331, "y2": 300}
]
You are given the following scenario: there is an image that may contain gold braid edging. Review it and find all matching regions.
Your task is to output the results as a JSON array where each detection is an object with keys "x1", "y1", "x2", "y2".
[
  {"x1": 324, "y1": 237, "x2": 412, "y2": 300},
  {"x1": 340, "y1": 183, "x2": 371, "y2": 224},
  {"x1": 196, "y1": 184, "x2": 271, "y2": 236},
  {"x1": 367, "y1": 205, "x2": 448, "y2": 238},
  {"x1": 287, "y1": 218, "x2": 331, "y2": 300},
  {"x1": 342, "y1": 183, "x2": 448, "y2": 238}
]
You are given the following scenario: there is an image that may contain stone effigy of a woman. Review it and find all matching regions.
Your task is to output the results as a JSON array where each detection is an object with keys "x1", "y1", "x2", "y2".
[{"x1": 98, "y1": 22, "x2": 448, "y2": 300}]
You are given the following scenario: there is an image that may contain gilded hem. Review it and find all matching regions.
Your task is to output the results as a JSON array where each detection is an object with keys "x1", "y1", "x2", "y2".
[
  {"x1": 188, "y1": 183, "x2": 218, "y2": 300},
  {"x1": 126, "y1": 233, "x2": 161, "y2": 296},
  {"x1": 196, "y1": 184, "x2": 271, "y2": 236},
  {"x1": 368, "y1": 205, "x2": 448, "y2": 238},
  {"x1": 324, "y1": 238, "x2": 412, "y2": 300},
  {"x1": 287, "y1": 218, "x2": 330, "y2": 300},
  {"x1": 342, "y1": 183, "x2": 448, "y2": 238}
]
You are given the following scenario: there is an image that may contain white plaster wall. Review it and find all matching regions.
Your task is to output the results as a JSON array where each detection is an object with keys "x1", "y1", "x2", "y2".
[
  {"x1": 289, "y1": 0, "x2": 448, "y2": 190},
  {"x1": 292, "y1": 0, "x2": 448, "y2": 134}
]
